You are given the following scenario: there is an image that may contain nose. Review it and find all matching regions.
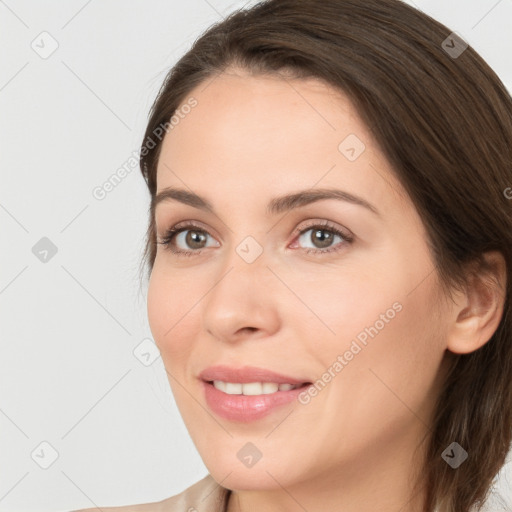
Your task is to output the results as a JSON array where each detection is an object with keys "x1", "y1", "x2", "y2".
[{"x1": 202, "y1": 247, "x2": 281, "y2": 344}]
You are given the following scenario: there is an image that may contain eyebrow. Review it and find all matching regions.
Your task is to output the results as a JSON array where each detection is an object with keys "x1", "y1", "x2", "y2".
[{"x1": 151, "y1": 187, "x2": 380, "y2": 218}]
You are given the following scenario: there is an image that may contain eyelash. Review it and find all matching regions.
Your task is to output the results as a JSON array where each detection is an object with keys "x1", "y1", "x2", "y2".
[{"x1": 157, "y1": 220, "x2": 354, "y2": 257}]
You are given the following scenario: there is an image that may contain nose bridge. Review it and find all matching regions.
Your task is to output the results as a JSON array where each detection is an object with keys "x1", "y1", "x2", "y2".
[
  {"x1": 213, "y1": 233, "x2": 270, "y2": 300},
  {"x1": 234, "y1": 233, "x2": 266, "y2": 267},
  {"x1": 201, "y1": 233, "x2": 279, "y2": 341}
]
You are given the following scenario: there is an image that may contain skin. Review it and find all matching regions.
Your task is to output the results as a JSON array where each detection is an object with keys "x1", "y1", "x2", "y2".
[{"x1": 141, "y1": 68, "x2": 506, "y2": 512}]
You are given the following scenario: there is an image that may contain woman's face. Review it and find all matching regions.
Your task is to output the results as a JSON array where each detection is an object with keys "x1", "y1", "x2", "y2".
[{"x1": 147, "y1": 69, "x2": 451, "y2": 493}]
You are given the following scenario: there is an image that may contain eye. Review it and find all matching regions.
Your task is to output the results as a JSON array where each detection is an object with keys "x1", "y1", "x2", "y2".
[
  {"x1": 290, "y1": 220, "x2": 354, "y2": 255},
  {"x1": 157, "y1": 221, "x2": 219, "y2": 257}
]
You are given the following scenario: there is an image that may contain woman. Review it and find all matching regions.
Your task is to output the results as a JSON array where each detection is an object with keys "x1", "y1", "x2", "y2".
[{"x1": 76, "y1": 0, "x2": 512, "y2": 510}]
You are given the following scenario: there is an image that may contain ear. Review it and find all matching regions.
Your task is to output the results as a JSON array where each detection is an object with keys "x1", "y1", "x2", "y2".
[{"x1": 446, "y1": 251, "x2": 507, "y2": 355}]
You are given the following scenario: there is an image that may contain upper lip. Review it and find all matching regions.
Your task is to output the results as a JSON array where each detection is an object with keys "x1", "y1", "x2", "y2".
[{"x1": 199, "y1": 365, "x2": 311, "y2": 385}]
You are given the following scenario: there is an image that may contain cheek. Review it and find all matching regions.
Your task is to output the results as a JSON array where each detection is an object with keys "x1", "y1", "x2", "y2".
[
  {"x1": 312, "y1": 238, "x2": 444, "y2": 364},
  {"x1": 147, "y1": 264, "x2": 200, "y2": 366},
  {"x1": 287, "y1": 263, "x2": 404, "y2": 359},
  {"x1": 325, "y1": 277, "x2": 444, "y2": 430},
  {"x1": 299, "y1": 254, "x2": 445, "y2": 411}
]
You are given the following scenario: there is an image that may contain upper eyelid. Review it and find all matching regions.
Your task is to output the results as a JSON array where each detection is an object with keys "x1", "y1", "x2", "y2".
[{"x1": 164, "y1": 220, "x2": 221, "y2": 240}]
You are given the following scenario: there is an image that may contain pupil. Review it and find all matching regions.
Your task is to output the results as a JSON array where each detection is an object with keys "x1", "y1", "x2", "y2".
[
  {"x1": 187, "y1": 230, "x2": 205, "y2": 248},
  {"x1": 313, "y1": 229, "x2": 332, "y2": 248}
]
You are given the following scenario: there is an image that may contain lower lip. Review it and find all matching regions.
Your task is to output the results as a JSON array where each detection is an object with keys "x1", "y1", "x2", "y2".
[{"x1": 202, "y1": 381, "x2": 310, "y2": 423}]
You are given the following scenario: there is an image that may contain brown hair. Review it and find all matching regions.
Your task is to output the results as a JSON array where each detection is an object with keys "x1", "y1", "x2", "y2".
[{"x1": 138, "y1": 1, "x2": 512, "y2": 510}]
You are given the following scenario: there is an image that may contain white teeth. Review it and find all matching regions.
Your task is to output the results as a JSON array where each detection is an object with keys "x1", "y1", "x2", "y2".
[
  {"x1": 241, "y1": 382, "x2": 263, "y2": 395},
  {"x1": 213, "y1": 380, "x2": 226, "y2": 392},
  {"x1": 212, "y1": 381, "x2": 299, "y2": 395},
  {"x1": 224, "y1": 382, "x2": 242, "y2": 394},
  {"x1": 262, "y1": 382, "x2": 279, "y2": 394}
]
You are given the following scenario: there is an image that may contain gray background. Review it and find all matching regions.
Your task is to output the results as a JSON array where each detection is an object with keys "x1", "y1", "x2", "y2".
[{"x1": 1, "y1": 1, "x2": 511, "y2": 510}]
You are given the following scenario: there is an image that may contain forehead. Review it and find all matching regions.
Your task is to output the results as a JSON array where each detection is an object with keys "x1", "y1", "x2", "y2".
[
  {"x1": 164, "y1": 68, "x2": 367, "y2": 143},
  {"x1": 155, "y1": 69, "x2": 409, "y2": 216},
  {"x1": 169, "y1": 69, "x2": 364, "y2": 143}
]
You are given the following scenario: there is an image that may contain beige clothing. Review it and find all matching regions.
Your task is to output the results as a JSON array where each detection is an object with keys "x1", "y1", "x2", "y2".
[
  {"x1": 72, "y1": 474, "x2": 503, "y2": 511},
  {"x1": 73, "y1": 474, "x2": 231, "y2": 512}
]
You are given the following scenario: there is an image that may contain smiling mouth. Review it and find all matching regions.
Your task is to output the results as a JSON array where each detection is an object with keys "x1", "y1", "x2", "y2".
[
  {"x1": 205, "y1": 380, "x2": 312, "y2": 395},
  {"x1": 201, "y1": 372, "x2": 313, "y2": 422}
]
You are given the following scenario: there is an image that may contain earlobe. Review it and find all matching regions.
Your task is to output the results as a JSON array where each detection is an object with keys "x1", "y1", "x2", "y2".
[{"x1": 446, "y1": 251, "x2": 507, "y2": 355}]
